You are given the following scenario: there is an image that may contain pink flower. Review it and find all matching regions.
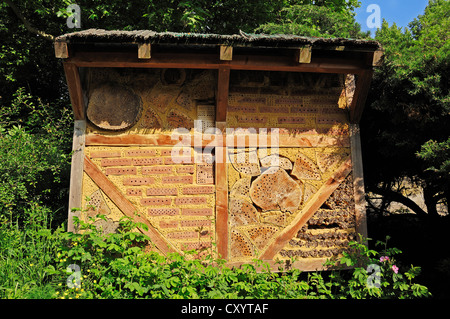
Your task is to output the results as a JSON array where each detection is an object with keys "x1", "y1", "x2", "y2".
[
  {"x1": 380, "y1": 256, "x2": 390, "y2": 262},
  {"x1": 392, "y1": 265, "x2": 399, "y2": 274}
]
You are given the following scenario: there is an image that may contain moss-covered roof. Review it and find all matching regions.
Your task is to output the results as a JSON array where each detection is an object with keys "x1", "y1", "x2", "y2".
[{"x1": 55, "y1": 29, "x2": 380, "y2": 50}]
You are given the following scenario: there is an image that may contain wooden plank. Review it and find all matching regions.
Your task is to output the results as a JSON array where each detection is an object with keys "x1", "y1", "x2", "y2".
[
  {"x1": 231, "y1": 55, "x2": 365, "y2": 74},
  {"x1": 295, "y1": 46, "x2": 311, "y2": 63},
  {"x1": 372, "y1": 49, "x2": 384, "y2": 67},
  {"x1": 349, "y1": 69, "x2": 374, "y2": 123},
  {"x1": 85, "y1": 133, "x2": 216, "y2": 147},
  {"x1": 220, "y1": 45, "x2": 233, "y2": 61},
  {"x1": 67, "y1": 120, "x2": 86, "y2": 232},
  {"x1": 350, "y1": 124, "x2": 368, "y2": 240},
  {"x1": 63, "y1": 62, "x2": 85, "y2": 120},
  {"x1": 138, "y1": 43, "x2": 151, "y2": 59},
  {"x1": 215, "y1": 144, "x2": 228, "y2": 259},
  {"x1": 54, "y1": 41, "x2": 69, "y2": 58},
  {"x1": 83, "y1": 156, "x2": 176, "y2": 255},
  {"x1": 216, "y1": 65, "x2": 230, "y2": 122},
  {"x1": 259, "y1": 157, "x2": 353, "y2": 260},
  {"x1": 85, "y1": 132, "x2": 350, "y2": 148},
  {"x1": 68, "y1": 51, "x2": 219, "y2": 69},
  {"x1": 67, "y1": 51, "x2": 368, "y2": 74}
]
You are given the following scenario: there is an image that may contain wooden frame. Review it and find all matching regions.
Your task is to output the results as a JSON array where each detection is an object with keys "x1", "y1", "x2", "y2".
[
  {"x1": 58, "y1": 37, "x2": 377, "y2": 267},
  {"x1": 349, "y1": 70, "x2": 374, "y2": 123},
  {"x1": 67, "y1": 120, "x2": 86, "y2": 232},
  {"x1": 84, "y1": 133, "x2": 350, "y2": 148},
  {"x1": 138, "y1": 43, "x2": 151, "y2": 59},
  {"x1": 63, "y1": 63, "x2": 85, "y2": 120},
  {"x1": 350, "y1": 124, "x2": 368, "y2": 240},
  {"x1": 63, "y1": 51, "x2": 371, "y2": 75}
]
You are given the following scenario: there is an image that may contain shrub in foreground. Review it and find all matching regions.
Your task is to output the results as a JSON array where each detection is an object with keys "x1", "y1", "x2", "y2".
[{"x1": 46, "y1": 215, "x2": 431, "y2": 299}]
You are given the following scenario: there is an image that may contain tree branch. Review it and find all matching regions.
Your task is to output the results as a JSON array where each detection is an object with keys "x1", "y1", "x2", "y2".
[
  {"x1": 3, "y1": 0, "x2": 54, "y2": 41},
  {"x1": 371, "y1": 187, "x2": 429, "y2": 218}
]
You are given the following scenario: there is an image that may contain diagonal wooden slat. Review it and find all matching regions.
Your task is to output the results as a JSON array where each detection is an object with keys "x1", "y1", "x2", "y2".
[
  {"x1": 83, "y1": 155, "x2": 176, "y2": 255},
  {"x1": 259, "y1": 157, "x2": 353, "y2": 260}
]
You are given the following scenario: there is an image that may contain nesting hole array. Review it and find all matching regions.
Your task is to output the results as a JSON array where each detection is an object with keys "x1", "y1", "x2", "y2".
[{"x1": 278, "y1": 174, "x2": 356, "y2": 259}]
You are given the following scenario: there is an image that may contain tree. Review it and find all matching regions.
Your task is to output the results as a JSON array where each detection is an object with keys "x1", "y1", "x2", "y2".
[
  {"x1": 256, "y1": 0, "x2": 370, "y2": 38},
  {"x1": 361, "y1": 0, "x2": 450, "y2": 218}
]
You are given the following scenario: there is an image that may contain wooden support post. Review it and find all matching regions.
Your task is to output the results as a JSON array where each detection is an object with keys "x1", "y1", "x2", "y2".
[
  {"x1": 349, "y1": 69, "x2": 374, "y2": 123},
  {"x1": 214, "y1": 123, "x2": 228, "y2": 258},
  {"x1": 371, "y1": 49, "x2": 384, "y2": 67},
  {"x1": 138, "y1": 43, "x2": 151, "y2": 59},
  {"x1": 67, "y1": 120, "x2": 86, "y2": 233},
  {"x1": 350, "y1": 124, "x2": 368, "y2": 240},
  {"x1": 295, "y1": 46, "x2": 312, "y2": 63},
  {"x1": 63, "y1": 62, "x2": 86, "y2": 120},
  {"x1": 54, "y1": 41, "x2": 69, "y2": 58},
  {"x1": 216, "y1": 65, "x2": 230, "y2": 122},
  {"x1": 220, "y1": 45, "x2": 233, "y2": 61}
]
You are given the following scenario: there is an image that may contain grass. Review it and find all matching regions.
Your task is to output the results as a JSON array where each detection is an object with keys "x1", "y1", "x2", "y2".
[{"x1": 0, "y1": 206, "x2": 62, "y2": 299}]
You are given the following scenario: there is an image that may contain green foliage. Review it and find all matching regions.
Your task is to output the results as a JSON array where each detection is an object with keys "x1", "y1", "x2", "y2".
[
  {"x1": 256, "y1": 1, "x2": 369, "y2": 38},
  {"x1": 321, "y1": 235, "x2": 431, "y2": 299},
  {"x1": 362, "y1": 0, "x2": 450, "y2": 215},
  {"x1": 44, "y1": 215, "x2": 430, "y2": 300},
  {"x1": 0, "y1": 206, "x2": 431, "y2": 300},
  {"x1": 0, "y1": 204, "x2": 64, "y2": 298},
  {"x1": 0, "y1": 88, "x2": 72, "y2": 223}
]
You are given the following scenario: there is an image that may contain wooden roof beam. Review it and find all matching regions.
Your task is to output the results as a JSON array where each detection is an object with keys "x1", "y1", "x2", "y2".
[
  {"x1": 63, "y1": 62, "x2": 85, "y2": 120},
  {"x1": 220, "y1": 45, "x2": 233, "y2": 61},
  {"x1": 138, "y1": 43, "x2": 151, "y2": 59},
  {"x1": 295, "y1": 46, "x2": 311, "y2": 64},
  {"x1": 64, "y1": 51, "x2": 369, "y2": 74},
  {"x1": 349, "y1": 69, "x2": 374, "y2": 123},
  {"x1": 371, "y1": 49, "x2": 384, "y2": 67},
  {"x1": 55, "y1": 41, "x2": 69, "y2": 58}
]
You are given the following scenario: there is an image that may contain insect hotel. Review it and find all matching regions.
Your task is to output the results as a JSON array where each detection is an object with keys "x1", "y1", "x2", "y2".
[{"x1": 55, "y1": 29, "x2": 382, "y2": 270}]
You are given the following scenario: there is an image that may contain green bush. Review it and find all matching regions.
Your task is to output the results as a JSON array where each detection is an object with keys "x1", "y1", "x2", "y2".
[
  {"x1": 0, "y1": 88, "x2": 72, "y2": 224},
  {"x1": 0, "y1": 204, "x2": 64, "y2": 298},
  {"x1": 322, "y1": 235, "x2": 431, "y2": 299},
  {"x1": 46, "y1": 215, "x2": 431, "y2": 300}
]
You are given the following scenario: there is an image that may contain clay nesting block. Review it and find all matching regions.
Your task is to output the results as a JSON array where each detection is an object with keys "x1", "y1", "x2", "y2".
[
  {"x1": 87, "y1": 83, "x2": 142, "y2": 131},
  {"x1": 291, "y1": 153, "x2": 321, "y2": 181},
  {"x1": 167, "y1": 109, "x2": 194, "y2": 130},
  {"x1": 85, "y1": 190, "x2": 110, "y2": 215},
  {"x1": 316, "y1": 152, "x2": 345, "y2": 173},
  {"x1": 260, "y1": 154, "x2": 293, "y2": 170},
  {"x1": 230, "y1": 230, "x2": 254, "y2": 258},
  {"x1": 303, "y1": 183, "x2": 317, "y2": 205},
  {"x1": 229, "y1": 177, "x2": 251, "y2": 199},
  {"x1": 196, "y1": 163, "x2": 214, "y2": 184},
  {"x1": 246, "y1": 225, "x2": 279, "y2": 250},
  {"x1": 229, "y1": 150, "x2": 261, "y2": 176},
  {"x1": 139, "y1": 107, "x2": 162, "y2": 129},
  {"x1": 260, "y1": 211, "x2": 286, "y2": 227},
  {"x1": 249, "y1": 167, "x2": 302, "y2": 213},
  {"x1": 229, "y1": 198, "x2": 259, "y2": 226},
  {"x1": 176, "y1": 92, "x2": 194, "y2": 111}
]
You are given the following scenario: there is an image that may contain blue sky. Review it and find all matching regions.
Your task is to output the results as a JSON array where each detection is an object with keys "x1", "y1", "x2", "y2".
[{"x1": 354, "y1": 0, "x2": 430, "y2": 35}]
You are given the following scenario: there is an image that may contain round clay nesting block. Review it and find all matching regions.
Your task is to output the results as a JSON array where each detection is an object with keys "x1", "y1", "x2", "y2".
[{"x1": 87, "y1": 83, "x2": 142, "y2": 131}]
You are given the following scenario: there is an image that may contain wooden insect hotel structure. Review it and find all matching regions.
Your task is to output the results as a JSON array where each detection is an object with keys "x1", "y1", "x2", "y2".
[{"x1": 55, "y1": 29, "x2": 383, "y2": 270}]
